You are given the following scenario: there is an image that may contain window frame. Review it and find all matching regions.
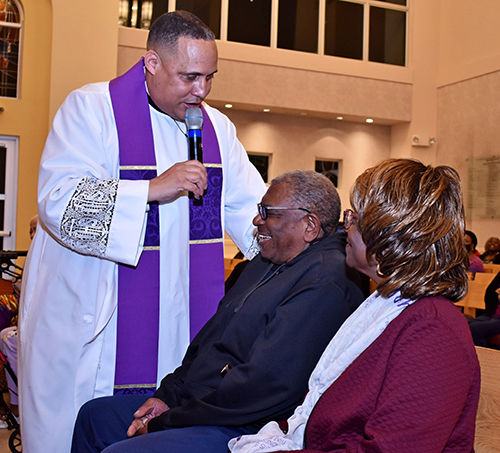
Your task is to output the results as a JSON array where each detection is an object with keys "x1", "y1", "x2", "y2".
[
  {"x1": 0, "y1": 135, "x2": 19, "y2": 250},
  {"x1": 0, "y1": 0, "x2": 24, "y2": 99},
  {"x1": 166, "y1": 0, "x2": 409, "y2": 66}
]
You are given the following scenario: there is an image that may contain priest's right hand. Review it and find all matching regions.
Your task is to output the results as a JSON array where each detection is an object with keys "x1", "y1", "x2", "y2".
[{"x1": 148, "y1": 160, "x2": 207, "y2": 203}]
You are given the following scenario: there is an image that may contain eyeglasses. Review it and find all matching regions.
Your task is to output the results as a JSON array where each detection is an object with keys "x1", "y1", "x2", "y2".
[
  {"x1": 343, "y1": 209, "x2": 358, "y2": 230},
  {"x1": 257, "y1": 203, "x2": 311, "y2": 220}
]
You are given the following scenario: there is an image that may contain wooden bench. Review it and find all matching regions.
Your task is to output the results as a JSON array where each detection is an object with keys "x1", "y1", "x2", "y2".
[
  {"x1": 455, "y1": 273, "x2": 497, "y2": 317},
  {"x1": 474, "y1": 346, "x2": 500, "y2": 452},
  {"x1": 483, "y1": 263, "x2": 500, "y2": 274}
]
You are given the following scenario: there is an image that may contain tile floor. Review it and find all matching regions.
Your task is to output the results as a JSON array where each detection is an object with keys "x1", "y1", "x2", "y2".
[
  {"x1": 0, "y1": 423, "x2": 15, "y2": 453},
  {"x1": 0, "y1": 392, "x2": 19, "y2": 453}
]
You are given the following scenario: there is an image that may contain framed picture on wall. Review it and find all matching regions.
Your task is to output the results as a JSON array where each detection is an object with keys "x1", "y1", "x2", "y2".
[{"x1": 315, "y1": 159, "x2": 341, "y2": 187}]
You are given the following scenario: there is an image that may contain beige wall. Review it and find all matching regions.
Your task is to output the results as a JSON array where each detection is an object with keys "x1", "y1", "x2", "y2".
[
  {"x1": 436, "y1": 0, "x2": 500, "y2": 248},
  {"x1": 223, "y1": 109, "x2": 391, "y2": 211},
  {"x1": 1, "y1": 0, "x2": 51, "y2": 251},
  {"x1": 437, "y1": 0, "x2": 500, "y2": 87},
  {"x1": 437, "y1": 71, "x2": 500, "y2": 248},
  {"x1": 7, "y1": 0, "x2": 500, "y2": 251},
  {"x1": 49, "y1": 0, "x2": 120, "y2": 122}
]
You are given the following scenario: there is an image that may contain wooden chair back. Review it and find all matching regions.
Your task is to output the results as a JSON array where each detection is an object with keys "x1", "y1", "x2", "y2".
[
  {"x1": 474, "y1": 346, "x2": 500, "y2": 452},
  {"x1": 455, "y1": 273, "x2": 497, "y2": 317},
  {"x1": 483, "y1": 263, "x2": 500, "y2": 274}
]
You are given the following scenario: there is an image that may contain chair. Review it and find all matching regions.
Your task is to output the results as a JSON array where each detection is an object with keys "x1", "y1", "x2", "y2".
[
  {"x1": 483, "y1": 263, "x2": 500, "y2": 274},
  {"x1": 224, "y1": 258, "x2": 245, "y2": 281},
  {"x1": 455, "y1": 273, "x2": 497, "y2": 317},
  {"x1": 474, "y1": 346, "x2": 500, "y2": 452}
]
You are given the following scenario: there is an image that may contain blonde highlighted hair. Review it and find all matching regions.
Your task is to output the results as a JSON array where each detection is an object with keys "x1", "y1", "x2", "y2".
[{"x1": 350, "y1": 158, "x2": 468, "y2": 301}]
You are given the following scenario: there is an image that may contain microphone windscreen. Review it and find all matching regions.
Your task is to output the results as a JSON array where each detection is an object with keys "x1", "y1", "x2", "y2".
[{"x1": 185, "y1": 107, "x2": 203, "y2": 130}]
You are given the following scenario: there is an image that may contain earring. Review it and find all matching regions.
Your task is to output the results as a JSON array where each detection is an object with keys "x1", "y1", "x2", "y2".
[{"x1": 376, "y1": 262, "x2": 384, "y2": 277}]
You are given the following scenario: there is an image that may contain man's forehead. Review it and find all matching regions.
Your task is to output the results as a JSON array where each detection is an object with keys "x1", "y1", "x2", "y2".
[{"x1": 261, "y1": 183, "x2": 292, "y2": 205}]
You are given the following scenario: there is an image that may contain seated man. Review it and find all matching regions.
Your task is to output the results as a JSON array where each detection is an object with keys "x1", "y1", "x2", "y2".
[{"x1": 72, "y1": 170, "x2": 365, "y2": 453}]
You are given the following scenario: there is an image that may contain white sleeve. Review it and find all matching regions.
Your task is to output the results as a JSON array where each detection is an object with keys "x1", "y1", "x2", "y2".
[
  {"x1": 38, "y1": 84, "x2": 149, "y2": 266},
  {"x1": 207, "y1": 106, "x2": 267, "y2": 258}
]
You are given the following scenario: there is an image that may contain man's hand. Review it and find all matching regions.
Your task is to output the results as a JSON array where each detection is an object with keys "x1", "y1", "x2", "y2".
[
  {"x1": 148, "y1": 160, "x2": 207, "y2": 203},
  {"x1": 127, "y1": 397, "x2": 169, "y2": 437}
]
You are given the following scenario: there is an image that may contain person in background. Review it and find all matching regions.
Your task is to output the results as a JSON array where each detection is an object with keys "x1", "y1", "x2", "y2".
[
  {"x1": 468, "y1": 271, "x2": 500, "y2": 347},
  {"x1": 480, "y1": 237, "x2": 500, "y2": 264},
  {"x1": 229, "y1": 158, "x2": 479, "y2": 453},
  {"x1": 465, "y1": 230, "x2": 484, "y2": 273},
  {"x1": 28, "y1": 214, "x2": 38, "y2": 240},
  {"x1": 0, "y1": 214, "x2": 38, "y2": 421},
  {"x1": 71, "y1": 170, "x2": 364, "y2": 453},
  {"x1": 18, "y1": 11, "x2": 266, "y2": 453}
]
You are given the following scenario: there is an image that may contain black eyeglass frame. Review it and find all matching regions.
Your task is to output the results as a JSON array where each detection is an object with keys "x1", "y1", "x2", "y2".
[{"x1": 257, "y1": 203, "x2": 311, "y2": 220}]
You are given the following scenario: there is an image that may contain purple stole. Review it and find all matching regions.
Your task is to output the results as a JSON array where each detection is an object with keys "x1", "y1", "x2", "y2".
[{"x1": 109, "y1": 59, "x2": 225, "y2": 395}]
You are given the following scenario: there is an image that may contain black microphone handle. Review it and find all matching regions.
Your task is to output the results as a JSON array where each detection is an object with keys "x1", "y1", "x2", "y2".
[
  {"x1": 189, "y1": 135, "x2": 203, "y2": 204},
  {"x1": 189, "y1": 134, "x2": 203, "y2": 163}
]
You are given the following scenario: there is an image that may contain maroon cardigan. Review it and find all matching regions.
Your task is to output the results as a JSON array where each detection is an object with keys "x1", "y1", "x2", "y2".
[{"x1": 279, "y1": 297, "x2": 480, "y2": 453}]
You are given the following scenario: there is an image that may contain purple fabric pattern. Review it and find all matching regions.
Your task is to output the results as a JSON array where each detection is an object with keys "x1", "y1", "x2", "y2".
[
  {"x1": 188, "y1": 108, "x2": 225, "y2": 340},
  {"x1": 120, "y1": 169, "x2": 159, "y2": 247},
  {"x1": 110, "y1": 59, "x2": 160, "y2": 395},
  {"x1": 189, "y1": 167, "x2": 223, "y2": 241}
]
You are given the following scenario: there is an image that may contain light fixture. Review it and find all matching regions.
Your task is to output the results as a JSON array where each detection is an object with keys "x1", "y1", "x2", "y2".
[
  {"x1": 263, "y1": 108, "x2": 270, "y2": 113},
  {"x1": 225, "y1": 104, "x2": 233, "y2": 109},
  {"x1": 366, "y1": 118, "x2": 374, "y2": 123},
  {"x1": 336, "y1": 116, "x2": 343, "y2": 120}
]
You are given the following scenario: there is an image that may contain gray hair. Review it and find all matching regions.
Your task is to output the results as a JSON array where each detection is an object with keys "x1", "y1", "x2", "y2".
[
  {"x1": 270, "y1": 171, "x2": 341, "y2": 236},
  {"x1": 147, "y1": 11, "x2": 215, "y2": 52}
]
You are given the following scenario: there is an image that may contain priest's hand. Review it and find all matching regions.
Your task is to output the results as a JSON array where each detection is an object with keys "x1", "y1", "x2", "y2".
[
  {"x1": 127, "y1": 397, "x2": 170, "y2": 437},
  {"x1": 147, "y1": 160, "x2": 207, "y2": 203}
]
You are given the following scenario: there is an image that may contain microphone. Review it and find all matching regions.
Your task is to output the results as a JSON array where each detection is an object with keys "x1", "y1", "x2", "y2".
[{"x1": 185, "y1": 107, "x2": 204, "y2": 204}]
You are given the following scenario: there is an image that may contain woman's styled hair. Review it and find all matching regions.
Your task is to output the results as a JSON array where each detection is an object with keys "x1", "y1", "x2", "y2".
[{"x1": 350, "y1": 158, "x2": 468, "y2": 301}]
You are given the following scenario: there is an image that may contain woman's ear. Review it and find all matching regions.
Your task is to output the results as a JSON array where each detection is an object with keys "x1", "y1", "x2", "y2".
[{"x1": 303, "y1": 213, "x2": 323, "y2": 243}]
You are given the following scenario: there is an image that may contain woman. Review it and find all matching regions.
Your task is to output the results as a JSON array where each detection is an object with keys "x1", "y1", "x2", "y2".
[
  {"x1": 465, "y1": 230, "x2": 484, "y2": 273},
  {"x1": 479, "y1": 237, "x2": 500, "y2": 264},
  {"x1": 468, "y1": 270, "x2": 500, "y2": 346},
  {"x1": 229, "y1": 158, "x2": 480, "y2": 453}
]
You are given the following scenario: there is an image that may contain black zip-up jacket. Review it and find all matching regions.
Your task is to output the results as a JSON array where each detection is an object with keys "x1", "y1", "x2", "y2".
[{"x1": 148, "y1": 232, "x2": 364, "y2": 433}]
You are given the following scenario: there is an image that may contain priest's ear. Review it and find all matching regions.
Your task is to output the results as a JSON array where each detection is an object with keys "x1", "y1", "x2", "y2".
[{"x1": 144, "y1": 50, "x2": 161, "y2": 76}]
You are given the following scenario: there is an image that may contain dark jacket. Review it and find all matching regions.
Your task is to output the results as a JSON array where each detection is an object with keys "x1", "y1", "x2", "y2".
[{"x1": 148, "y1": 232, "x2": 364, "y2": 433}]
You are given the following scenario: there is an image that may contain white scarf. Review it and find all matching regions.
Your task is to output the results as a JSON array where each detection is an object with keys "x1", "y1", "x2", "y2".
[{"x1": 228, "y1": 291, "x2": 414, "y2": 453}]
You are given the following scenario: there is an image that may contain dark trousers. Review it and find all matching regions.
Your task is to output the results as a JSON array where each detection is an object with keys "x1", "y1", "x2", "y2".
[
  {"x1": 71, "y1": 395, "x2": 254, "y2": 453},
  {"x1": 468, "y1": 315, "x2": 500, "y2": 347}
]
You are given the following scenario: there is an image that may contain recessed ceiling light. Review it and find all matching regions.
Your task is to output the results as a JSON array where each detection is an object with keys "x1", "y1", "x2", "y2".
[
  {"x1": 336, "y1": 116, "x2": 343, "y2": 120},
  {"x1": 263, "y1": 108, "x2": 270, "y2": 112},
  {"x1": 366, "y1": 118, "x2": 374, "y2": 123},
  {"x1": 225, "y1": 104, "x2": 233, "y2": 109}
]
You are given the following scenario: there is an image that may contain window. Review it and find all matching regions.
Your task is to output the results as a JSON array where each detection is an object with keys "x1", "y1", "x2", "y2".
[
  {"x1": 315, "y1": 159, "x2": 340, "y2": 187},
  {"x1": 0, "y1": 0, "x2": 22, "y2": 98},
  {"x1": 325, "y1": 0, "x2": 363, "y2": 60},
  {"x1": 175, "y1": 0, "x2": 221, "y2": 39},
  {"x1": 248, "y1": 154, "x2": 270, "y2": 183},
  {"x1": 120, "y1": 0, "x2": 408, "y2": 67},
  {"x1": 228, "y1": 0, "x2": 271, "y2": 47},
  {"x1": 119, "y1": 0, "x2": 155, "y2": 29},
  {"x1": 278, "y1": 0, "x2": 319, "y2": 53},
  {"x1": 369, "y1": 5, "x2": 406, "y2": 66},
  {"x1": 0, "y1": 135, "x2": 19, "y2": 251}
]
